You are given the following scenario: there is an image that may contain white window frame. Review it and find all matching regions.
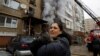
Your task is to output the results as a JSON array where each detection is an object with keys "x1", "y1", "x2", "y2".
[
  {"x1": 5, "y1": 17, "x2": 12, "y2": 27},
  {"x1": 65, "y1": 19, "x2": 73, "y2": 29},
  {"x1": 0, "y1": 15, "x2": 18, "y2": 28},
  {"x1": 11, "y1": 19, "x2": 18, "y2": 28}
]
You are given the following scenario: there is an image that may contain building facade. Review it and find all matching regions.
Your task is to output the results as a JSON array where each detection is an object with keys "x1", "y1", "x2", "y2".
[
  {"x1": 42, "y1": 0, "x2": 74, "y2": 34},
  {"x1": 42, "y1": 0, "x2": 84, "y2": 44},
  {"x1": 42, "y1": 0, "x2": 84, "y2": 34},
  {"x1": 73, "y1": 2, "x2": 84, "y2": 32},
  {"x1": 0, "y1": 0, "x2": 84, "y2": 46},
  {"x1": 72, "y1": 1, "x2": 85, "y2": 45},
  {"x1": 0, "y1": 0, "x2": 46, "y2": 47},
  {"x1": 84, "y1": 17, "x2": 100, "y2": 33}
]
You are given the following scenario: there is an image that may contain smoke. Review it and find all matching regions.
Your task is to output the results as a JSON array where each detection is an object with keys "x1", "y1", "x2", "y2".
[{"x1": 42, "y1": 0, "x2": 69, "y2": 23}]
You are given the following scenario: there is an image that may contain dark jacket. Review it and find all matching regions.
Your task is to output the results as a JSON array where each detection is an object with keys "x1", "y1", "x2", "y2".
[
  {"x1": 37, "y1": 37, "x2": 71, "y2": 56},
  {"x1": 92, "y1": 38, "x2": 100, "y2": 50},
  {"x1": 30, "y1": 33, "x2": 71, "y2": 56}
]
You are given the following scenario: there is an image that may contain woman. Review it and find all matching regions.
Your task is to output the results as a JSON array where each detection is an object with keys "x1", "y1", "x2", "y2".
[
  {"x1": 84, "y1": 30, "x2": 94, "y2": 52},
  {"x1": 30, "y1": 22, "x2": 71, "y2": 56}
]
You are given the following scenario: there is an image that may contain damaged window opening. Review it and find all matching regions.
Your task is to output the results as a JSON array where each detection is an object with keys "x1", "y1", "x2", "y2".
[{"x1": 30, "y1": 0, "x2": 36, "y2": 6}]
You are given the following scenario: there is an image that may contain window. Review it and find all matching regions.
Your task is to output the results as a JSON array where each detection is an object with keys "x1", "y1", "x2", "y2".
[
  {"x1": 67, "y1": 1, "x2": 71, "y2": 10},
  {"x1": 4, "y1": 0, "x2": 9, "y2": 5},
  {"x1": 11, "y1": 19, "x2": 17, "y2": 28},
  {"x1": 0, "y1": 16, "x2": 5, "y2": 26},
  {"x1": 4, "y1": 0, "x2": 11, "y2": 6},
  {"x1": 10, "y1": 1, "x2": 19, "y2": 9},
  {"x1": 5, "y1": 17, "x2": 12, "y2": 27},
  {"x1": 0, "y1": 15, "x2": 17, "y2": 28},
  {"x1": 3, "y1": 0, "x2": 19, "y2": 10},
  {"x1": 65, "y1": 19, "x2": 72, "y2": 29},
  {"x1": 65, "y1": 0, "x2": 72, "y2": 16},
  {"x1": 65, "y1": 12, "x2": 72, "y2": 18},
  {"x1": 66, "y1": 20, "x2": 70, "y2": 28}
]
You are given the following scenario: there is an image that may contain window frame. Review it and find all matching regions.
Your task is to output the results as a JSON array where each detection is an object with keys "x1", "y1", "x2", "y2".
[
  {"x1": 0, "y1": 15, "x2": 18, "y2": 28},
  {"x1": 0, "y1": 16, "x2": 6, "y2": 27},
  {"x1": 4, "y1": 0, "x2": 11, "y2": 7}
]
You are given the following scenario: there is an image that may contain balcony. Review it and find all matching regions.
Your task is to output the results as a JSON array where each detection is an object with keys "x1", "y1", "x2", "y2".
[{"x1": 3, "y1": 0, "x2": 20, "y2": 10}]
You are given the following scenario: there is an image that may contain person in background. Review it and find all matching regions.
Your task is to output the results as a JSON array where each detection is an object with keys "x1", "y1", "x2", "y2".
[
  {"x1": 92, "y1": 31, "x2": 100, "y2": 56},
  {"x1": 30, "y1": 21, "x2": 72, "y2": 56},
  {"x1": 84, "y1": 30, "x2": 94, "y2": 52}
]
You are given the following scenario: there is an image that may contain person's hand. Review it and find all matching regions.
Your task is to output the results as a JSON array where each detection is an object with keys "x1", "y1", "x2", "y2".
[
  {"x1": 84, "y1": 37, "x2": 88, "y2": 43},
  {"x1": 84, "y1": 37, "x2": 91, "y2": 43}
]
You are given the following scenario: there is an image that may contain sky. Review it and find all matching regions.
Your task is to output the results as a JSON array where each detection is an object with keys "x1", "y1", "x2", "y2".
[{"x1": 81, "y1": 0, "x2": 100, "y2": 19}]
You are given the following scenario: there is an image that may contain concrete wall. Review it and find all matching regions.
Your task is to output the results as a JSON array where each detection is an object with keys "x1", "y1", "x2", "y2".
[
  {"x1": 0, "y1": 0, "x2": 43, "y2": 47},
  {"x1": 0, "y1": 0, "x2": 29, "y2": 35},
  {"x1": 0, "y1": 0, "x2": 29, "y2": 18},
  {"x1": 84, "y1": 19, "x2": 96, "y2": 32},
  {"x1": 34, "y1": 0, "x2": 42, "y2": 19}
]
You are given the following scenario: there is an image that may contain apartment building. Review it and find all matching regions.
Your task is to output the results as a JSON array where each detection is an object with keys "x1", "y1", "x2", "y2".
[
  {"x1": 42, "y1": 0, "x2": 74, "y2": 34},
  {"x1": 73, "y1": 2, "x2": 84, "y2": 32},
  {"x1": 84, "y1": 17, "x2": 100, "y2": 33},
  {"x1": 0, "y1": 0, "x2": 46, "y2": 47},
  {"x1": 72, "y1": 1, "x2": 85, "y2": 44}
]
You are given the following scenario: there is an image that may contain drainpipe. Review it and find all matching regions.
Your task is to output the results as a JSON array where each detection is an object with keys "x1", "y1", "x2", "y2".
[{"x1": 29, "y1": 18, "x2": 31, "y2": 36}]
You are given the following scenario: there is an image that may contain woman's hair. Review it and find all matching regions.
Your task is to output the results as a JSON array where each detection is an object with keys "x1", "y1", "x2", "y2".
[{"x1": 51, "y1": 20, "x2": 72, "y2": 45}]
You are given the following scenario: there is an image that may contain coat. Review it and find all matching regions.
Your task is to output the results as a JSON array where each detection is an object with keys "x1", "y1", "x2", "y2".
[
  {"x1": 37, "y1": 37, "x2": 71, "y2": 56},
  {"x1": 92, "y1": 38, "x2": 100, "y2": 51},
  {"x1": 30, "y1": 32, "x2": 71, "y2": 56}
]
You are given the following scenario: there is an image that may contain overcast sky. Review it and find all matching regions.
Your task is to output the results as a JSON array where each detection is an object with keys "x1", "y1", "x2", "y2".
[{"x1": 81, "y1": 0, "x2": 100, "y2": 19}]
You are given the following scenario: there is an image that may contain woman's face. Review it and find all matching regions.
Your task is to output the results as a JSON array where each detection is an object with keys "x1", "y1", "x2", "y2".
[{"x1": 49, "y1": 23, "x2": 62, "y2": 38}]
